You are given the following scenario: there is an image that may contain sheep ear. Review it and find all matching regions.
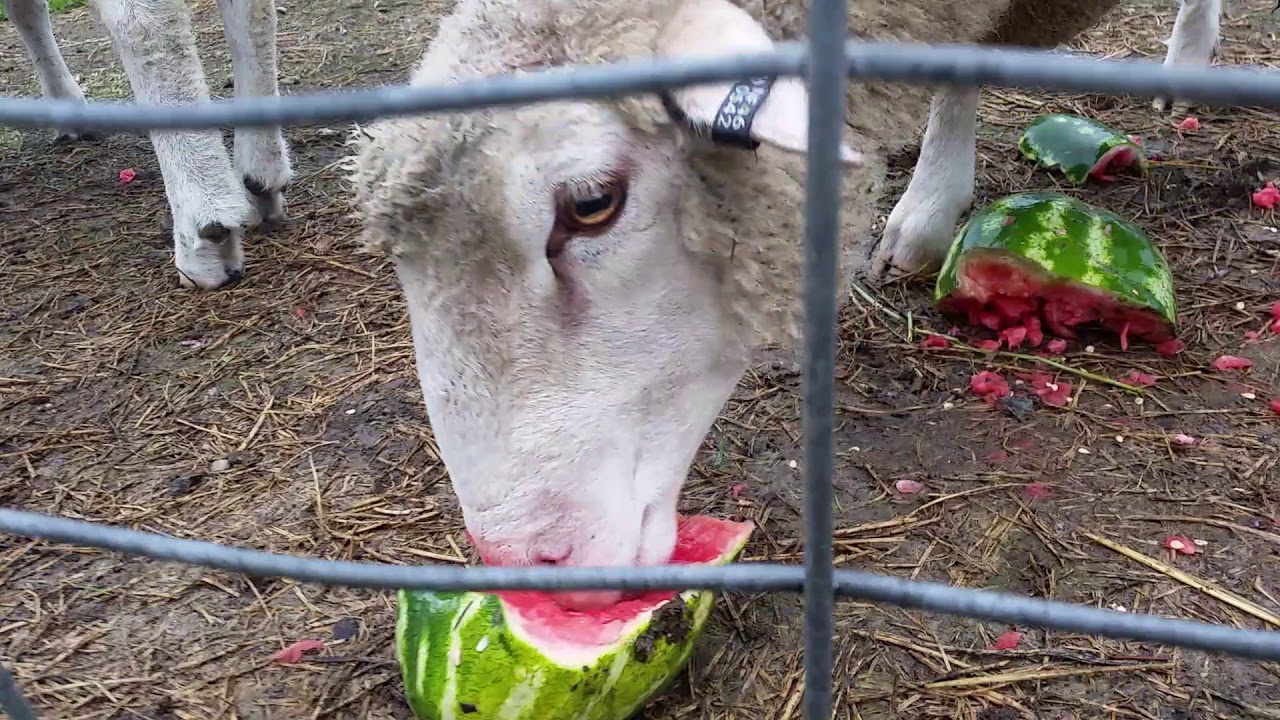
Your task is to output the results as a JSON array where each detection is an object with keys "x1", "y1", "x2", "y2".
[{"x1": 655, "y1": 0, "x2": 863, "y2": 166}]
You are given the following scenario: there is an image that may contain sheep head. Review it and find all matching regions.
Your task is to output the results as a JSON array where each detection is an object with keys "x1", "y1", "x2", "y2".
[{"x1": 348, "y1": 0, "x2": 872, "y2": 609}]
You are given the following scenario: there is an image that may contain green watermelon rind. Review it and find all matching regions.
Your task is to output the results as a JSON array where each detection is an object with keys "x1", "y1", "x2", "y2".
[
  {"x1": 395, "y1": 523, "x2": 752, "y2": 720},
  {"x1": 1018, "y1": 113, "x2": 1147, "y2": 185},
  {"x1": 934, "y1": 191, "x2": 1177, "y2": 328}
]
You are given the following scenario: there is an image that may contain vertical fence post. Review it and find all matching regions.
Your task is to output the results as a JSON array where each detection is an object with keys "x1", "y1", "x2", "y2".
[
  {"x1": 801, "y1": 0, "x2": 848, "y2": 714},
  {"x1": 0, "y1": 662, "x2": 37, "y2": 720}
]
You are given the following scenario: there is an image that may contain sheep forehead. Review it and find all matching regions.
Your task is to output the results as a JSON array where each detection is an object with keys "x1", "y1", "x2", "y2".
[
  {"x1": 428, "y1": 100, "x2": 664, "y2": 202},
  {"x1": 414, "y1": 0, "x2": 678, "y2": 85},
  {"x1": 500, "y1": 102, "x2": 646, "y2": 181}
]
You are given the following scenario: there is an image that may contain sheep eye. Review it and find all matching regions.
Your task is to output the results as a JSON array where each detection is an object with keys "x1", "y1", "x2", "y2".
[{"x1": 557, "y1": 178, "x2": 626, "y2": 234}]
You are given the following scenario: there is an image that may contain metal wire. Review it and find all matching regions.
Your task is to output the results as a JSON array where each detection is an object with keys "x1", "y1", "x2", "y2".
[
  {"x1": 4, "y1": 23, "x2": 1280, "y2": 720},
  {"x1": 801, "y1": 0, "x2": 848, "y2": 714},
  {"x1": 3, "y1": 508, "x2": 1280, "y2": 663},
  {"x1": 2, "y1": 42, "x2": 1280, "y2": 132}
]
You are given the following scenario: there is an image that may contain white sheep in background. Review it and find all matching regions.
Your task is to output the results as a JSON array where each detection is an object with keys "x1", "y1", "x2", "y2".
[
  {"x1": 349, "y1": 0, "x2": 1176, "y2": 611},
  {"x1": 3, "y1": 0, "x2": 293, "y2": 289},
  {"x1": 1153, "y1": 0, "x2": 1224, "y2": 113}
]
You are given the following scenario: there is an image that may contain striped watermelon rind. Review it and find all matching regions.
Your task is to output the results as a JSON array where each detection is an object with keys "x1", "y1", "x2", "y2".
[
  {"x1": 395, "y1": 517, "x2": 753, "y2": 720},
  {"x1": 935, "y1": 192, "x2": 1176, "y2": 336},
  {"x1": 1018, "y1": 113, "x2": 1147, "y2": 185}
]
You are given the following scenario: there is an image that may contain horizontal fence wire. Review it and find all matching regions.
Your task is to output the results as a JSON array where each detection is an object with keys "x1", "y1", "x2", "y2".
[
  {"x1": 4, "y1": 33, "x2": 1280, "y2": 720},
  {"x1": 2, "y1": 509, "x2": 1280, "y2": 663},
  {"x1": 0, "y1": 42, "x2": 1279, "y2": 132}
]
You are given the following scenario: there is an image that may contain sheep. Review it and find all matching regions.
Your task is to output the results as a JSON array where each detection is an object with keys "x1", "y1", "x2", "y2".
[
  {"x1": 349, "y1": 0, "x2": 1208, "y2": 610},
  {"x1": 3, "y1": 0, "x2": 293, "y2": 289},
  {"x1": 1152, "y1": 0, "x2": 1223, "y2": 114}
]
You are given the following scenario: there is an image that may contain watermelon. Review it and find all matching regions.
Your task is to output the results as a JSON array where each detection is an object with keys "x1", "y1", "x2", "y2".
[
  {"x1": 1019, "y1": 114, "x2": 1147, "y2": 185},
  {"x1": 935, "y1": 192, "x2": 1177, "y2": 350},
  {"x1": 395, "y1": 515, "x2": 754, "y2": 720}
]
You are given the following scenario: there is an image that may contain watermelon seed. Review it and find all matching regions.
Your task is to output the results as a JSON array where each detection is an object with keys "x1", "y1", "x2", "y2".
[
  {"x1": 1235, "y1": 301, "x2": 1246, "y2": 311},
  {"x1": 1077, "y1": 447, "x2": 1091, "y2": 454},
  {"x1": 475, "y1": 635, "x2": 490, "y2": 652},
  {"x1": 1115, "y1": 435, "x2": 1125, "y2": 443},
  {"x1": 459, "y1": 702, "x2": 478, "y2": 714},
  {"x1": 1134, "y1": 398, "x2": 1144, "y2": 406},
  {"x1": 1242, "y1": 392, "x2": 1257, "y2": 400}
]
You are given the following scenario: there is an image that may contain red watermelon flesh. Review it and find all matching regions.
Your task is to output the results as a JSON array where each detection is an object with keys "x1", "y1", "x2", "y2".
[
  {"x1": 1090, "y1": 145, "x2": 1142, "y2": 182},
  {"x1": 487, "y1": 515, "x2": 753, "y2": 650},
  {"x1": 938, "y1": 255, "x2": 1176, "y2": 350}
]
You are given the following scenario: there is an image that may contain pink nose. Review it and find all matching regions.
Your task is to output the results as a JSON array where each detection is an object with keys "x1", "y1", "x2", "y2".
[
  {"x1": 465, "y1": 532, "x2": 622, "y2": 610},
  {"x1": 466, "y1": 532, "x2": 572, "y2": 566}
]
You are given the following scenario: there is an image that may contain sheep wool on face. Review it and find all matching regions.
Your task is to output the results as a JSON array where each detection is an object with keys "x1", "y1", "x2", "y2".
[
  {"x1": 347, "y1": 0, "x2": 1134, "y2": 633},
  {"x1": 346, "y1": 0, "x2": 1131, "y2": 583}
]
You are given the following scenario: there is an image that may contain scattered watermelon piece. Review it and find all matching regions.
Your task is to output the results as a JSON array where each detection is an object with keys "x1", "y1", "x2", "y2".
[
  {"x1": 920, "y1": 333, "x2": 951, "y2": 349},
  {"x1": 1023, "y1": 482, "x2": 1053, "y2": 500},
  {"x1": 935, "y1": 193, "x2": 1177, "y2": 352},
  {"x1": 999, "y1": 325, "x2": 1028, "y2": 350},
  {"x1": 1164, "y1": 535, "x2": 1199, "y2": 555},
  {"x1": 1252, "y1": 182, "x2": 1280, "y2": 209},
  {"x1": 970, "y1": 371, "x2": 1012, "y2": 406},
  {"x1": 895, "y1": 478, "x2": 926, "y2": 495},
  {"x1": 984, "y1": 450, "x2": 1010, "y2": 465},
  {"x1": 1018, "y1": 114, "x2": 1147, "y2": 185},
  {"x1": 1155, "y1": 339, "x2": 1186, "y2": 356},
  {"x1": 1175, "y1": 116, "x2": 1201, "y2": 131},
  {"x1": 1020, "y1": 371, "x2": 1073, "y2": 407},
  {"x1": 991, "y1": 630, "x2": 1023, "y2": 650},
  {"x1": 118, "y1": 168, "x2": 137, "y2": 185},
  {"x1": 395, "y1": 515, "x2": 752, "y2": 720},
  {"x1": 1125, "y1": 371, "x2": 1158, "y2": 387},
  {"x1": 975, "y1": 339, "x2": 1002, "y2": 352},
  {"x1": 1211, "y1": 355, "x2": 1254, "y2": 371},
  {"x1": 730, "y1": 482, "x2": 747, "y2": 499},
  {"x1": 1045, "y1": 338, "x2": 1068, "y2": 355},
  {"x1": 274, "y1": 639, "x2": 326, "y2": 664},
  {"x1": 1245, "y1": 330, "x2": 1262, "y2": 341},
  {"x1": 1269, "y1": 398, "x2": 1280, "y2": 415},
  {"x1": 1172, "y1": 433, "x2": 1197, "y2": 445}
]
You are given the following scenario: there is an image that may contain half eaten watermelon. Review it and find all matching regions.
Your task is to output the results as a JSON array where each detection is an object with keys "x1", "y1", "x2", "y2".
[
  {"x1": 935, "y1": 192, "x2": 1177, "y2": 349},
  {"x1": 395, "y1": 515, "x2": 754, "y2": 720},
  {"x1": 1019, "y1": 113, "x2": 1147, "y2": 185}
]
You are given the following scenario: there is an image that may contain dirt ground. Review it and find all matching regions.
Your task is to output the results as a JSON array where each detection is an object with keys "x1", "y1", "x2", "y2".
[{"x1": 2, "y1": 0, "x2": 1279, "y2": 717}]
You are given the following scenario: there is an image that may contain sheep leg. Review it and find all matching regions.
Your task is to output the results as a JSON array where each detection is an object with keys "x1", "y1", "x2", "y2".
[
  {"x1": 216, "y1": 0, "x2": 293, "y2": 229},
  {"x1": 3, "y1": 0, "x2": 97, "y2": 142},
  {"x1": 871, "y1": 86, "x2": 978, "y2": 280},
  {"x1": 1153, "y1": 0, "x2": 1222, "y2": 114},
  {"x1": 93, "y1": 0, "x2": 253, "y2": 290}
]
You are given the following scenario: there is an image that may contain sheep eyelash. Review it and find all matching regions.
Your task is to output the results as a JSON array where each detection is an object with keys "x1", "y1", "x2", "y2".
[{"x1": 559, "y1": 173, "x2": 624, "y2": 202}]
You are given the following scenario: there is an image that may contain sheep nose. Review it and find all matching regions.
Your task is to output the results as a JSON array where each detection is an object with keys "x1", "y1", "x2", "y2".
[{"x1": 531, "y1": 546, "x2": 572, "y2": 565}]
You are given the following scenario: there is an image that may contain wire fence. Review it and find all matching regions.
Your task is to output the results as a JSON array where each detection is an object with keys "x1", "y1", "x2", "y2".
[{"x1": 2, "y1": 8, "x2": 1280, "y2": 719}]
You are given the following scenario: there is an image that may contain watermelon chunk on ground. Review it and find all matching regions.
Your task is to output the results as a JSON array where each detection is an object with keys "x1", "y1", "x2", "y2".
[
  {"x1": 1019, "y1": 114, "x2": 1147, "y2": 185},
  {"x1": 395, "y1": 515, "x2": 753, "y2": 720},
  {"x1": 935, "y1": 192, "x2": 1177, "y2": 350}
]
